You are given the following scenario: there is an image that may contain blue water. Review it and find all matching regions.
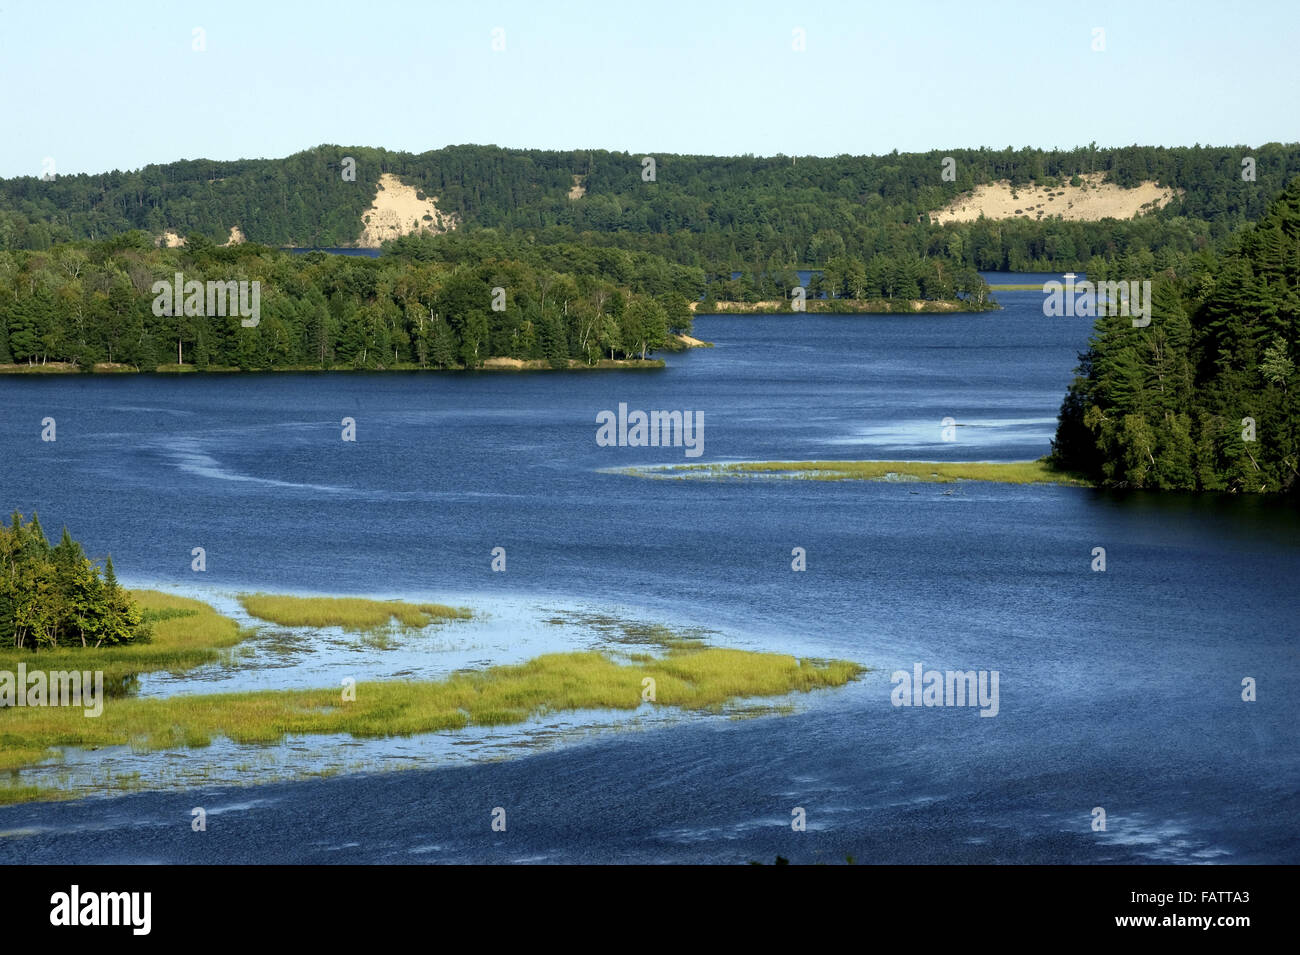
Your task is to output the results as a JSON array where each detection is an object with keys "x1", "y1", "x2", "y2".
[
  {"x1": 727, "y1": 270, "x2": 1079, "y2": 286},
  {"x1": 730, "y1": 269, "x2": 821, "y2": 284},
  {"x1": 979, "y1": 271, "x2": 1083, "y2": 285},
  {"x1": 0, "y1": 286, "x2": 1296, "y2": 863}
]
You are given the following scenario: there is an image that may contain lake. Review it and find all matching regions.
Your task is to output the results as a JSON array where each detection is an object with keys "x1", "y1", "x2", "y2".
[{"x1": 1, "y1": 286, "x2": 1296, "y2": 864}]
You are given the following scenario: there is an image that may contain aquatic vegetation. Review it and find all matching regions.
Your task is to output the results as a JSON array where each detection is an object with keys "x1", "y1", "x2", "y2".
[
  {"x1": 0, "y1": 647, "x2": 863, "y2": 796},
  {"x1": 618, "y1": 458, "x2": 1092, "y2": 486},
  {"x1": 238, "y1": 594, "x2": 471, "y2": 632},
  {"x1": 1, "y1": 590, "x2": 861, "y2": 804},
  {"x1": 544, "y1": 609, "x2": 713, "y2": 650}
]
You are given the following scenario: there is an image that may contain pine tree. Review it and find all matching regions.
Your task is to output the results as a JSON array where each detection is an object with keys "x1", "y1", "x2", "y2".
[
  {"x1": 0, "y1": 517, "x2": 149, "y2": 649},
  {"x1": 1053, "y1": 176, "x2": 1300, "y2": 492}
]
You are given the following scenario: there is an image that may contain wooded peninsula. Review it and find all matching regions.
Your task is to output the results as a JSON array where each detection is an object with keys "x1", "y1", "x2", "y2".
[{"x1": 1, "y1": 141, "x2": 1297, "y2": 492}]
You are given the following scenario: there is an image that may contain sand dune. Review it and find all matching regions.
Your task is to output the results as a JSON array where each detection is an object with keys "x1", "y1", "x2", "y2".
[
  {"x1": 156, "y1": 225, "x2": 243, "y2": 248},
  {"x1": 931, "y1": 172, "x2": 1180, "y2": 223},
  {"x1": 359, "y1": 173, "x2": 458, "y2": 247}
]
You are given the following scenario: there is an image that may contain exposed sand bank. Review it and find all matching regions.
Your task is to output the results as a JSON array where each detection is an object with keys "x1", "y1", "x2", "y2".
[
  {"x1": 931, "y1": 172, "x2": 1180, "y2": 223},
  {"x1": 359, "y1": 173, "x2": 458, "y2": 247}
]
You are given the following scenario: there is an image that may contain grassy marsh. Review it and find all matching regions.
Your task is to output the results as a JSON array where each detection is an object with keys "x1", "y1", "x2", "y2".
[
  {"x1": 238, "y1": 593, "x2": 472, "y2": 632},
  {"x1": 543, "y1": 608, "x2": 714, "y2": 651},
  {"x1": 620, "y1": 458, "x2": 1092, "y2": 486},
  {"x1": 0, "y1": 647, "x2": 862, "y2": 799},
  {"x1": 0, "y1": 590, "x2": 247, "y2": 687},
  {"x1": 1, "y1": 593, "x2": 863, "y2": 803}
]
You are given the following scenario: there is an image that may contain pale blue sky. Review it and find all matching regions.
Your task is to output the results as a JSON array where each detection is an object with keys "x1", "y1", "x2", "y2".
[{"x1": 1, "y1": 0, "x2": 1296, "y2": 178}]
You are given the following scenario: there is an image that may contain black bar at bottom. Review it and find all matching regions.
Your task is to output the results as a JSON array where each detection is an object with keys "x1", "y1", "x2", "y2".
[{"x1": 1, "y1": 863, "x2": 1285, "y2": 941}]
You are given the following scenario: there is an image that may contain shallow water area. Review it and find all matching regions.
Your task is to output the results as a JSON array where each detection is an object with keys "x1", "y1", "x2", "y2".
[{"x1": 2, "y1": 292, "x2": 1297, "y2": 862}]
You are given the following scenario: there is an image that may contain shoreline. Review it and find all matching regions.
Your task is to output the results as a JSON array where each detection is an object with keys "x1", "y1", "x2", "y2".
[
  {"x1": 692, "y1": 298, "x2": 996, "y2": 315},
  {"x1": 0, "y1": 357, "x2": 670, "y2": 376},
  {"x1": 0, "y1": 588, "x2": 863, "y2": 805},
  {"x1": 0, "y1": 335, "x2": 710, "y2": 376},
  {"x1": 613, "y1": 458, "x2": 1093, "y2": 487}
]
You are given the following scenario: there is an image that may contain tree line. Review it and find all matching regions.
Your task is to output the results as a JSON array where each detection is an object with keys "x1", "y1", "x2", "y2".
[
  {"x1": 0, "y1": 228, "x2": 1000, "y2": 371},
  {"x1": 0, "y1": 233, "x2": 699, "y2": 370},
  {"x1": 0, "y1": 513, "x2": 149, "y2": 649},
  {"x1": 3, "y1": 142, "x2": 1298, "y2": 274},
  {"x1": 1051, "y1": 177, "x2": 1300, "y2": 492}
]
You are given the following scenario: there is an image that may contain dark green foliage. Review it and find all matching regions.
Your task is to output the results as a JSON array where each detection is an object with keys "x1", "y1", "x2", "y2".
[
  {"x1": 0, "y1": 235, "x2": 684, "y2": 368},
  {"x1": 0, "y1": 514, "x2": 151, "y2": 649},
  {"x1": 4, "y1": 142, "x2": 1299, "y2": 274},
  {"x1": 1052, "y1": 178, "x2": 1300, "y2": 492}
]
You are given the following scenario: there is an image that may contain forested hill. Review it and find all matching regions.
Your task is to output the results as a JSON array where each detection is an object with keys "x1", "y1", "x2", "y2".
[
  {"x1": 3, "y1": 143, "x2": 1300, "y2": 270},
  {"x1": 1051, "y1": 176, "x2": 1300, "y2": 493}
]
